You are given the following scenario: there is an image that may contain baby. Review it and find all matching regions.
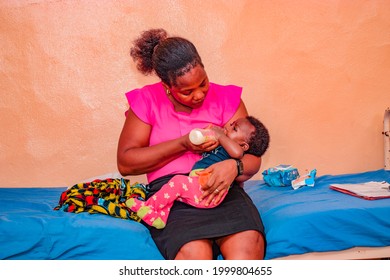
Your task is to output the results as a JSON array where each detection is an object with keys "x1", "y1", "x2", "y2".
[{"x1": 126, "y1": 116, "x2": 270, "y2": 229}]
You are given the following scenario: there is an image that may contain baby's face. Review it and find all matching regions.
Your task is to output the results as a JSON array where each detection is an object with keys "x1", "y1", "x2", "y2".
[{"x1": 225, "y1": 118, "x2": 254, "y2": 145}]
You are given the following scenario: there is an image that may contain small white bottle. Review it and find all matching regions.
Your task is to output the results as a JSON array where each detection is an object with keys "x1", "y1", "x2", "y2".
[{"x1": 189, "y1": 128, "x2": 216, "y2": 145}]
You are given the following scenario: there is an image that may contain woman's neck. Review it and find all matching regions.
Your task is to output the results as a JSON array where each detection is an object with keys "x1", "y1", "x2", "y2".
[{"x1": 167, "y1": 94, "x2": 193, "y2": 114}]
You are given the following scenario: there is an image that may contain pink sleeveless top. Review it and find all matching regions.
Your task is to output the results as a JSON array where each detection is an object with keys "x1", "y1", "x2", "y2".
[{"x1": 125, "y1": 82, "x2": 242, "y2": 182}]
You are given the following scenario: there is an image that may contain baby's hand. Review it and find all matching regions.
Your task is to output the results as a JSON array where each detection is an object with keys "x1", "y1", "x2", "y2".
[{"x1": 208, "y1": 125, "x2": 226, "y2": 140}]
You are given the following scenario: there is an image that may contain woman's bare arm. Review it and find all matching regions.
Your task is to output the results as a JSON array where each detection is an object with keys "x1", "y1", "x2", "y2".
[{"x1": 117, "y1": 109, "x2": 189, "y2": 176}]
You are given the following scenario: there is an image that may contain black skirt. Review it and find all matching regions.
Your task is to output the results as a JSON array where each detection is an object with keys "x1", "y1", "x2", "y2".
[{"x1": 145, "y1": 174, "x2": 266, "y2": 259}]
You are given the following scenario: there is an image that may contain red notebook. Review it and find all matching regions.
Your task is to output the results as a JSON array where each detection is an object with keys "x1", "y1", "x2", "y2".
[{"x1": 330, "y1": 181, "x2": 390, "y2": 200}]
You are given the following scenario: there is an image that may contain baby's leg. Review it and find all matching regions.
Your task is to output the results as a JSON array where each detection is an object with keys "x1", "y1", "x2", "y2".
[
  {"x1": 126, "y1": 174, "x2": 224, "y2": 229},
  {"x1": 181, "y1": 172, "x2": 228, "y2": 208},
  {"x1": 174, "y1": 174, "x2": 222, "y2": 208},
  {"x1": 125, "y1": 176, "x2": 186, "y2": 229}
]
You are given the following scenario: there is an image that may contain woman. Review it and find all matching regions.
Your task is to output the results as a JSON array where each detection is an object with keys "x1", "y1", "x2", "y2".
[{"x1": 117, "y1": 29, "x2": 266, "y2": 260}]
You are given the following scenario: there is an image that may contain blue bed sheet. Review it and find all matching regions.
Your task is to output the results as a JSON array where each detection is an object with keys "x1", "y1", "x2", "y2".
[
  {"x1": 245, "y1": 169, "x2": 390, "y2": 259},
  {"x1": 0, "y1": 187, "x2": 164, "y2": 260},
  {"x1": 1, "y1": 169, "x2": 389, "y2": 260}
]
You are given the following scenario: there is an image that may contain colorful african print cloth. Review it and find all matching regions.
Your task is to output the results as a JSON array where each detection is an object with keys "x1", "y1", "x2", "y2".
[{"x1": 54, "y1": 178, "x2": 147, "y2": 222}]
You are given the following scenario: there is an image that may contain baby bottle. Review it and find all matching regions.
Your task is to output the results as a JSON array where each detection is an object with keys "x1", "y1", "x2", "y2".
[{"x1": 189, "y1": 128, "x2": 216, "y2": 145}]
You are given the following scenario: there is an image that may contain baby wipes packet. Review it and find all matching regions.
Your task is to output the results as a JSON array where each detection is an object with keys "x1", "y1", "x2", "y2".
[{"x1": 262, "y1": 165, "x2": 300, "y2": 187}]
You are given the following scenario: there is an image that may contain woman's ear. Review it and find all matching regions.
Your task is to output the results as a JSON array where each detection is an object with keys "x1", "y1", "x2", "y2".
[{"x1": 161, "y1": 82, "x2": 170, "y2": 93}]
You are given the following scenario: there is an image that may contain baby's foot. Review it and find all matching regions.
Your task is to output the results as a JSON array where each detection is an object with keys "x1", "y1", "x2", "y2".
[
  {"x1": 135, "y1": 205, "x2": 166, "y2": 229},
  {"x1": 151, "y1": 217, "x2": 165, "y2": 229},
  {"x1": 125, "y1": 198, "x2": 144, "y2": 212},
  {"x1": 126, "y1": 198, "x2": 166, "y2": 229}
]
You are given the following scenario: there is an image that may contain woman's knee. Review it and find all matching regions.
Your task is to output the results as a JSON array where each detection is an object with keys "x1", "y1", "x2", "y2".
[
  {"x1": 219, "y1": 230, "x2": 265, "y2": 260},
  {"x1": 174, "y1": 240, "x2": 213, "y2": 260}
]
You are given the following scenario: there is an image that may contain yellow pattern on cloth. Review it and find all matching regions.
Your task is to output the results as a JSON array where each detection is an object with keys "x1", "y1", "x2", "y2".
[{"x1": 54, "y1": 178, "x2": 147, "y2": 222}]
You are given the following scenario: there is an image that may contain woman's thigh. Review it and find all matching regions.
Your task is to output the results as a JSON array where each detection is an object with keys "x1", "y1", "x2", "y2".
[
  {"x1": 174, "y1": 239, "x2": 214, "y2": 260},
  {"x1": 218, "y1": 230, "x2": 265, "y2": 260}
]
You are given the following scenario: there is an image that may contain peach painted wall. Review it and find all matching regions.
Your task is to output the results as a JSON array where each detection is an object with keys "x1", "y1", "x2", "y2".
[{"x1": 1, "y1": 0, "x2": 389, "y2": 187}]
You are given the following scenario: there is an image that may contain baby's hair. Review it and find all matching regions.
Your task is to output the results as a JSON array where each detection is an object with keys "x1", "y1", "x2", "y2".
[
  {"x1": 130, "y1": 29, "x2": 203, "y2": 87},
  {"x1": 245, "y1": 116, "x2": 270, "y2": 157}
]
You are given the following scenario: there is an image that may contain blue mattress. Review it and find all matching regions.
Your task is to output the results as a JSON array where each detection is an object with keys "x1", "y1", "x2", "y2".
[
  {"x1": 245, "y1": 169, "x2": 390, "y2": 259},
  {"x1": 0, "y1": 187, "x2": 164, "y2": 260},
  {"x1": 0, "y1": 169, "x2": 389, "y2": 260}
]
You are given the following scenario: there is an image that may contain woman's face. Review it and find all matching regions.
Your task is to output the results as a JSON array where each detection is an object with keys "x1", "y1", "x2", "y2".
[{"x1": 169, "y1": 64, "x2": 209, "y2": 110}]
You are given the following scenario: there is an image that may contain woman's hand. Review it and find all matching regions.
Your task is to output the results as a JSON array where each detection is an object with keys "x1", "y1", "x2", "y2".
[
  {"x1": 198, "y1": 159, "x2": 237, "y2": 206},
  {"x1": 184, "y1": 133, "x2": 219, "y2": 154}
]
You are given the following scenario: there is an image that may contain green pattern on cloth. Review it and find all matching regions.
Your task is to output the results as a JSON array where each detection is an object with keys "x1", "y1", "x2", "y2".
[{"x1": 54, "y1": 178, "x2": 147, "y2": 222}]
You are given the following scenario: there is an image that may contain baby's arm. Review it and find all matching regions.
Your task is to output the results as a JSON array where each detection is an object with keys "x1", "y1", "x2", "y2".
[{"x1": 209, "y1": 126, "x2": 244, "y2": 159}]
